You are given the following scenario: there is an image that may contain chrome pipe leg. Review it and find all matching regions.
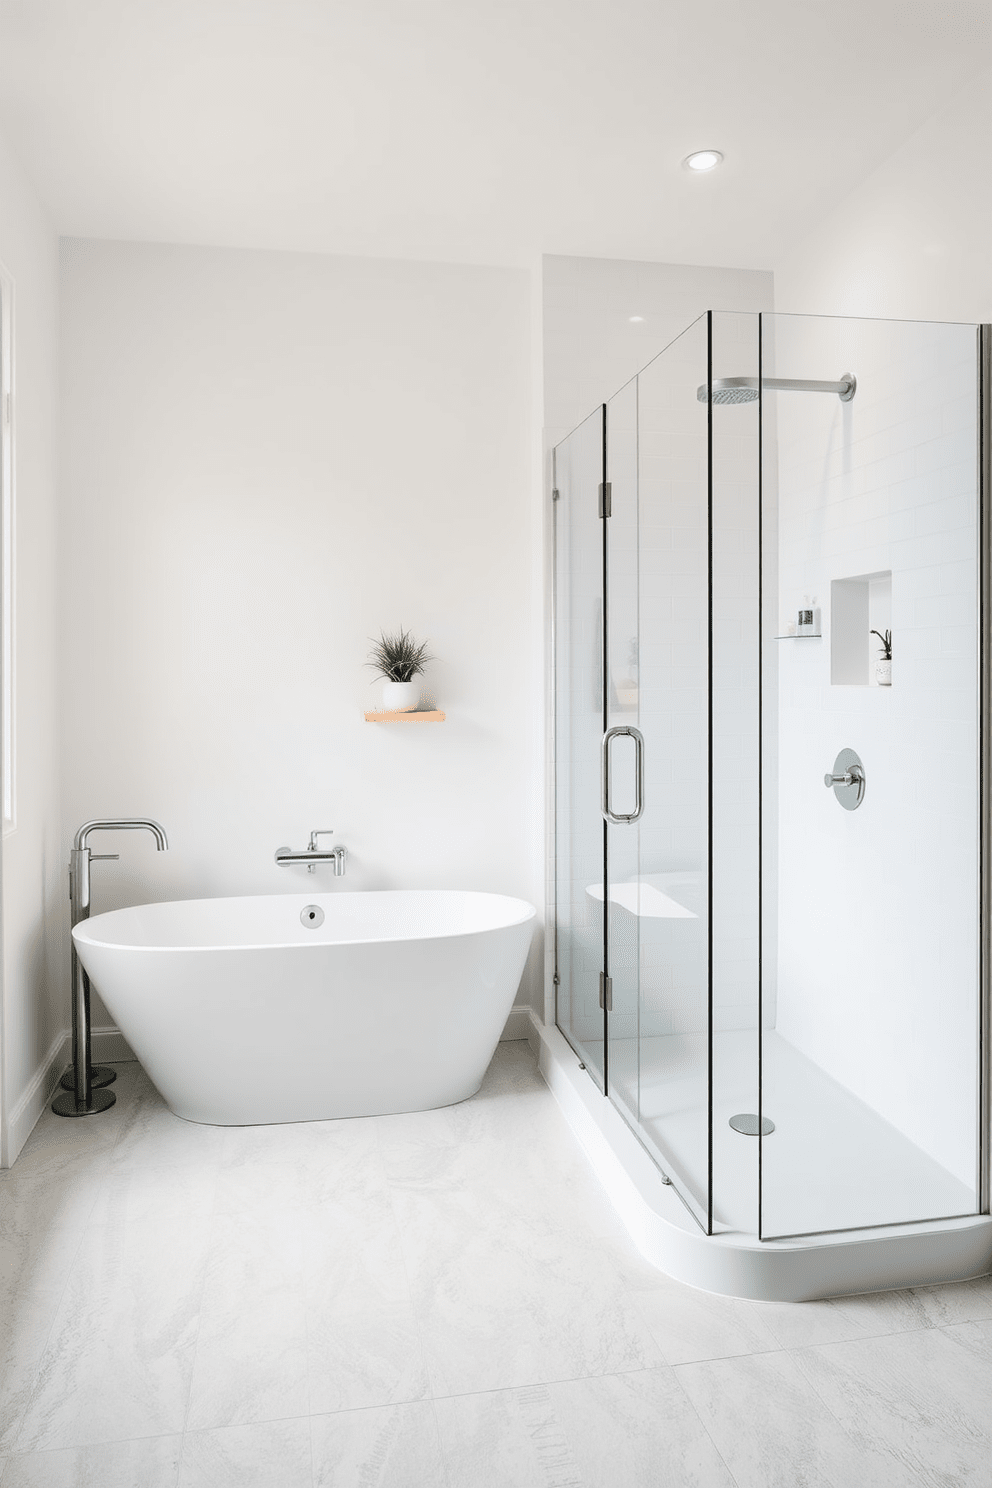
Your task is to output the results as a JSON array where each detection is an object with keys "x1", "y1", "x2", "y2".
[
  {"x1": 52, "y1": 914, "x2": 116, "y2": 1116},
  {"x1": 59, "y1": 954, "x2": 116, "y2": 1090}
]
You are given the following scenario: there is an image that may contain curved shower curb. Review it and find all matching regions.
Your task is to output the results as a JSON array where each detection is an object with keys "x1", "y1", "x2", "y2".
[{"x1": 531, "y1": 1016, "x2": 992, "y2": 1303}]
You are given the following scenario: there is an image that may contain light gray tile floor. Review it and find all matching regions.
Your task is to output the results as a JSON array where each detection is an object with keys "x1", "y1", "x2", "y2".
[{"x1": 1, "y1": 1041, "x2": 991, "y2": 1487}]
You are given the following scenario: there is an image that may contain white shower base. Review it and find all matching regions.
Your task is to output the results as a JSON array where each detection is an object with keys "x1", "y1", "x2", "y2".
[
  {"x1": 607, "y1": 1029, "x2": 975, "y2": 1239},
  {"x1": 535, "y1": 1019, "x2": 992, "y2": 1301}
]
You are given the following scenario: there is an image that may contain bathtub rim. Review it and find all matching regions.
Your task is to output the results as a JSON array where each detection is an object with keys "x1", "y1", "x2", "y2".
[{"x1": 72, "y1": 886, "x2": 537, "y2": 955}]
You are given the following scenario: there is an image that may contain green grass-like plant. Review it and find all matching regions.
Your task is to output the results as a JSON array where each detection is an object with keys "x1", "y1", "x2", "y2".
[
  {"x1": 871, "y1": 628, "x2": 892, "y2": 660},
  {"x1": 366, "y1": 627, "x2": 435, "y2": 683}
]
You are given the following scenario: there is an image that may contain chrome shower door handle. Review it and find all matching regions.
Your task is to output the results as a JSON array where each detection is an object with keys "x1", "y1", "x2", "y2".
[{"x1": 601, "y1": 726, "x2": 645, "y2": 824}]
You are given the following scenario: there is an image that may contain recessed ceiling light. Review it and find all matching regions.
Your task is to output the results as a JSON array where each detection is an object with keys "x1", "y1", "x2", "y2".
[
  {"x1": 683, "y1": 150, "x2": 724, "y2": 173},
  {"x1": 629, "y1": 315, "x2": 644, "y2": 323}
]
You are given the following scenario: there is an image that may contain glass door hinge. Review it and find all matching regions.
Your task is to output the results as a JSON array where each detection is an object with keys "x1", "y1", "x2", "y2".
[
  {"x1": 552, "y1": 487, "x2": 560, "y2": 502},
  {"x1": 599, "y1": 971, "x2": 613, "y2": 1011},
  {"x1": 553, "y1": 973, "x2": 560, "y2": 986},
  {"x1": 598, "y1": 482, "x2": 612, "y2": 518}
]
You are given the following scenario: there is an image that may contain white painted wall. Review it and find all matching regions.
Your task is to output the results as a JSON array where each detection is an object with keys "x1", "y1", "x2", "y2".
[
  {"x1": 57, "y1": 241, "x2": 542, "y2": 1040},
  {"x1": 0, "y1": 128, "x2": 61, "y2": 1165},
  {"x1": 774, "y1": 70, "x2": 992, "y2": 323},
  {"x1": 543, "y1": 255, "x2": 774, "y2": 451}
]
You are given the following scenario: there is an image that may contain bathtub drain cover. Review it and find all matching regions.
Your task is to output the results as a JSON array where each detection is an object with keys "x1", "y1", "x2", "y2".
[
  {"x1": 301, "y1": 904, "x2": 325, "y2": 928},
  {"x1": 729, "y1": 1113, "x2": 775, "y2": 1136}
]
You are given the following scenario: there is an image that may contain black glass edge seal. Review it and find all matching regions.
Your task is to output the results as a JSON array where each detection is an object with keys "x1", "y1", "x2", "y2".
[
  {"x1": 602, "y1": 403, "x2": 610, "y2": 1099},
  {"x1": 706, "y1": 312, "x2": 714, "y2": 1237},
  {"x1": 757, "y1": 313, "x2": 765, "y2": 1241},
  {"x1": 552, "y1": 443, "x2": 560, "y2": 1036},
  {"x1": 980, "y1": 325, "x2": 991, "y2": 1216}
]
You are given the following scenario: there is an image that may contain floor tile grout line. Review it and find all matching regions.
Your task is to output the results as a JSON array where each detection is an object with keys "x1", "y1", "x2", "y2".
[
  {"x1": 666, "y1": 1362, "x2": 747, "y2": 1488},
  {"x1": 376, "y1": 1114, "x2": 436, "y2": 1402},
  {"x1": 428, "y1": 1398, "x2": 456, "y2": 1488},
  {"x1": 673, "y1": 1341, "x2": 935, "y2": 1488},
  {"x1": 163, "y1": 1091, "x2": 221, "y2": 1468},
  {"x1": 2, "y1": 1427, "x2": 185, "y2": 1456}
]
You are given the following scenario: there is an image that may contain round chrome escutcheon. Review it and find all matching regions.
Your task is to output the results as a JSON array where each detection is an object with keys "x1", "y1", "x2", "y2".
[{"x1": 300, "y1": 904, "x2": 324, "y2": 928}]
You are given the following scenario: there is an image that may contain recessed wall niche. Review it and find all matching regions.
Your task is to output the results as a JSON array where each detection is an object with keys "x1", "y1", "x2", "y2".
[{"x1": 830, "y1": 571, "x2": 892, "y2": 686}]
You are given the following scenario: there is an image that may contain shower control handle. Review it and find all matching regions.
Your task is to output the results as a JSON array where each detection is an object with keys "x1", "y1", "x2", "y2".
[
  {"x1": 824, "y1": 749, "x2": 866, "y2": 810},
  {"x1": 602, "y1": 726, "x2": 645, "y2": 824},
  {"x1": 823, "y1": 769, "x2": 861, "y2": 788}
]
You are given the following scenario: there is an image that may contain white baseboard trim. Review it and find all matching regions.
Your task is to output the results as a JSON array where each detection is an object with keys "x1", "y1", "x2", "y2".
[
  {"x1": 499, "y1": 1003, "x2": 534, "y2": 1041},
  {"x1": 3, "y1": 1031, "x2": 67, "y2": 1168},
  {"x1": 2, "y1": 1024, "x2": 137, "y2": 1169}
]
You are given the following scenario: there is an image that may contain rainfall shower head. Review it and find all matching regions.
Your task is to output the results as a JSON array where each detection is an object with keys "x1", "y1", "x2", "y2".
[
  {"x1": 697, "y1": 373, "x2": 856, "y2": 404},
  {"x1": 700, "y1": 378, "x2": 760, "y2": 404}
]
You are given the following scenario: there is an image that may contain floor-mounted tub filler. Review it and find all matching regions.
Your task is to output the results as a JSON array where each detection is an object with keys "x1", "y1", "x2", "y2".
[
  {"x1": 73, "y1": 889, "x2": 535, "y2": 1126},
  {"x1": 550, "y1": 309, "x2": 992, "y2": 1301}
]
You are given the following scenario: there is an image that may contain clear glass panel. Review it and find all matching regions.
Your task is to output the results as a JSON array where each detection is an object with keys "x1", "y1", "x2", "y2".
[
  {"x1": 604, "y1": 377, "x2": 640, "y2": 1126},
  {"x1": 554, "y1": 406, "x2": 606, "y2": 1087},
  {"x1": 630, "y1": 315, "x2": 713, "y2": 1231},
  {"x1": 759, "y1": 311, "x2": 981, "y2": 1237},
  {"x1": 709, "y1": 312, "x2": 762, "y2": 1235}
]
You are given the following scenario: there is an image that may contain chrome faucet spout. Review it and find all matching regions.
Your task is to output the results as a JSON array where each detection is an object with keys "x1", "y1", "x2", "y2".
[{"x1": 74, "y1": 817, "x2": 169, "y2": 851}]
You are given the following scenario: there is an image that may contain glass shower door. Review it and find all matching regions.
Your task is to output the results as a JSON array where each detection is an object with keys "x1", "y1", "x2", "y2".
[
  {"x1": 625, "y1": 316, "x2": 714, "y2": 1231},
  {"x1": 602, "y1": 377, "x2": 641, "y2": 1131},
  {"x1": 554, "y1": 406, "x2": 608, "y2": 1086},
  {"x1": 555, "y1": 314, "x2": 720, "y2": 1234}
]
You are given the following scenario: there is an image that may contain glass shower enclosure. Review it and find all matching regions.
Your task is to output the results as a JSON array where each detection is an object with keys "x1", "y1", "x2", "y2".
[{"x1": 553, "y1": 310, "x2": 990, "y2": 1245}]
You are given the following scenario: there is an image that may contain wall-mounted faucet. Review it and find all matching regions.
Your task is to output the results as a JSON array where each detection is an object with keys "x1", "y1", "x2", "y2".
[
  {"x1": 275, "y1": 829, "x2": 348, "y2": 876},
  {"x1": 53, "y1": 818, "x2": 170, "y2": 1118}
]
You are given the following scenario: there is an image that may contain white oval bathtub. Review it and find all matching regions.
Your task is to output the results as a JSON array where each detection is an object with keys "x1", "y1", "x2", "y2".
[{"x1": 72, "y1": 890, "x2": 536, "y2": 1125}]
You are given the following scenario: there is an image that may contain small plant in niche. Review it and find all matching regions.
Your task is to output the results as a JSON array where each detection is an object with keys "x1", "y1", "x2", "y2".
[
  {"x1": 871, "y1": 628, "x2": 892, "y2": 687},
  {"x1": 366, "y1": 627, "x2": 435, "y2": 712}
]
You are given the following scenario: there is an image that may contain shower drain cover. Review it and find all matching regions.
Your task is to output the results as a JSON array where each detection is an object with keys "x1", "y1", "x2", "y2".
[{"x1": 729, "y1": 1113, "x2": 775, "y2": 1136}]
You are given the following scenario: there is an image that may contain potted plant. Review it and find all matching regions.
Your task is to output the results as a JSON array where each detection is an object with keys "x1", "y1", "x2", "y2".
[
  {"x1": 871, "y1": 628, "x2": 892, "y2": 686},
  {"x1": 366, "y1": 627, "x2": 435, "y2": 712}
]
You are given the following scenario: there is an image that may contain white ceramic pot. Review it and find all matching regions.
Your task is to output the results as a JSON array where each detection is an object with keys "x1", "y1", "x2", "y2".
[
  {"x1": 382, "y1": 679, "x2": 420, "y2": 712},
  {"x1": 876, "y1": 659, "x2": 892, "y2": 686}
]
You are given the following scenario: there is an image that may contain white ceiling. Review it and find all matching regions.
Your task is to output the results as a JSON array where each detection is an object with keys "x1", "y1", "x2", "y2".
[{"x1": 0, "y1": 0, "x2": 989, "y2": 269}]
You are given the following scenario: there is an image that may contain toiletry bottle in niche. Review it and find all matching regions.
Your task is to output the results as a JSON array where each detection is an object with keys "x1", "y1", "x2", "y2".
[{"x1": 797, "y1": 598, "x2": 813, "y2": 636}]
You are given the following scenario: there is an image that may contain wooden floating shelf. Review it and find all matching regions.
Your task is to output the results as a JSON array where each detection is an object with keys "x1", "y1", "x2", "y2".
[{"x1": 365, "y1": 709, "x2": 446, "y2": 722}]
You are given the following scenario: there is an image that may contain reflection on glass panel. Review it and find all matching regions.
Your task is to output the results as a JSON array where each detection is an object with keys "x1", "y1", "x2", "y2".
[
  {"x1": 554, "y1": 407, "x2": 606, "y2": 1088},
  {"x1": 760, "y1": 312, "x2": 980, "y2": 1237},
  {"x1": 631, "y1": 315, "x2": 712, "y2": 1231}
]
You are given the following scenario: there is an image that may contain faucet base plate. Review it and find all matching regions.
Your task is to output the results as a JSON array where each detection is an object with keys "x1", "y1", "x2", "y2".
[{"x1": 52, "y1": 1087, "x2": 117, "y2": 1118}]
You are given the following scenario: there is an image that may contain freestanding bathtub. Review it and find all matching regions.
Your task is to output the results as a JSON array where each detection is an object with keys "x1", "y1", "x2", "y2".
[{"x1": 72, "y1": 889, "x2": 536, "y2": 1125}]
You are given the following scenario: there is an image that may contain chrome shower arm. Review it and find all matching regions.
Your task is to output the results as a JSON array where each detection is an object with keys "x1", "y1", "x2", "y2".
[{"x1": 764, "y1": 375, "x2": 856, "y2": 399}]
